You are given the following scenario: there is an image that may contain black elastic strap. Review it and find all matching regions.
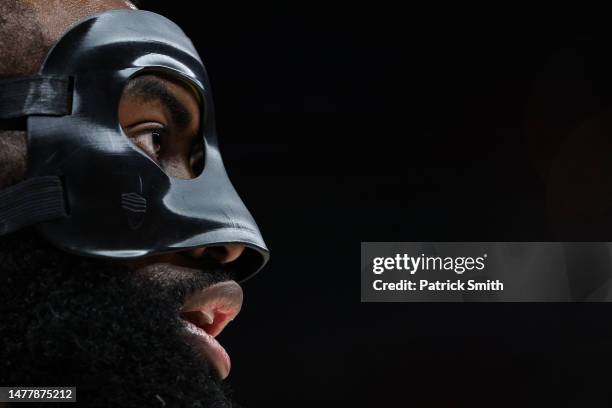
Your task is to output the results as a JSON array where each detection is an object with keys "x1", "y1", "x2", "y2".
[
  {"x1": 0, "y1": 75, "x2": 72, "y2": 129},
  {"x1": 0, "y1": 176, "x2": 68, "y2": 235}
]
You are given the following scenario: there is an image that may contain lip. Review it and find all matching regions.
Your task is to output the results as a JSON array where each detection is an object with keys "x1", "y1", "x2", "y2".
[{"x1": 179, "y1": 280, "x2": 243, "y2": 380}]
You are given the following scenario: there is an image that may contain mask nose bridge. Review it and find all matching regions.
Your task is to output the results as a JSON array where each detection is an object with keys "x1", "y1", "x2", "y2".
[{"x1": 172, "y1": 146, "x2": 253, "y2": 227}]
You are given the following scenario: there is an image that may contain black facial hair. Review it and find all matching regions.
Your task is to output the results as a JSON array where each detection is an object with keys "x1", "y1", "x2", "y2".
[{"x1": 0, "y1": 229, "x2": 240, "y2": 408}]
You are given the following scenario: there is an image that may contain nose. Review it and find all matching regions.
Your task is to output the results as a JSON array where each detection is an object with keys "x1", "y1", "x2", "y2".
[{"x1": 188, "y1": 244, "x2": 246, "y2": 264}]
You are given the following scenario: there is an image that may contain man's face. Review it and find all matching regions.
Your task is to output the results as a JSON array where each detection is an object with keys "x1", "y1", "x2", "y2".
[
  {"x1": 117, "y1": 72, "x2": 248, "y2": 381},
  {"x1": 0, "y1": 4, "x2": 252, "y2": 407}
]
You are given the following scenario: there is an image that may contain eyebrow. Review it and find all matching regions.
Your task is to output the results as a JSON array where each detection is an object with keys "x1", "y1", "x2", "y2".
[{"x1": 125, "y1": 77, "x2": 194, "y2": 129}]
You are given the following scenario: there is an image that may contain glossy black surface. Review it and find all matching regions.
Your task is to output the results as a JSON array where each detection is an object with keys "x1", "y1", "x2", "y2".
[{"x1": 26, "y1": 10, "x2": 268, "y2": 279}]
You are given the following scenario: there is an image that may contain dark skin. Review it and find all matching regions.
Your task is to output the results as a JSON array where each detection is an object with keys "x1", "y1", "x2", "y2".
[
  {"x1": 0, "y1": 233, "x2": 239, "y2": 407},
  {"x1": 120, "y1": 74, "x2": 202, "y2": 180},
  {"x1": 2, "y1": 3, "x2": 246, "y2": 261},
  {"x1": 0, "y1": 0, "x2": 252, "y2": 405}
]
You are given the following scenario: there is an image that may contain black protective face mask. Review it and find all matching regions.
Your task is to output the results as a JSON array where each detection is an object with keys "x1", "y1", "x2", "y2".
[{"x1": 0, "y1": 10, "x2": 269, "y2": 280}]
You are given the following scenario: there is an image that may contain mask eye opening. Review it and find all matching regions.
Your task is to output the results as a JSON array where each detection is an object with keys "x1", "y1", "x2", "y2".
[{"x1": 117, "y1": 69, "x2": 206, "y2": 180}]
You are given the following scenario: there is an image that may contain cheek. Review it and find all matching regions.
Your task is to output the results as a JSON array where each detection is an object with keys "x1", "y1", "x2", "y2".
[
  {"x1": 159, "y1": 156, "x2": 195, "y2": 180},
  {"x1": 131, "y1": 133, "x2": 158, "y2": 157}
]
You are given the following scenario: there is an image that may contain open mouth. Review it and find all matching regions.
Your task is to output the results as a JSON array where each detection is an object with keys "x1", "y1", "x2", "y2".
[{"x1": 179, "y1": 280, "x2": 243, "y2": 380}]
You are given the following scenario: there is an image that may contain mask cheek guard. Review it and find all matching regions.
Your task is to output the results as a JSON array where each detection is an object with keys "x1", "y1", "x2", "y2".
[{"x1": 0, "y1": 10, "x2": 269, "y2": 281}]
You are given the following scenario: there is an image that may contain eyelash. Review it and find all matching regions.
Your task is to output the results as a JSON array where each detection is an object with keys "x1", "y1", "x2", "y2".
[
  {"x1": 150, "y1": 129, "x2": 163, "y2": 154},
  {"x1": 133, "y1": 129, "x2": 164, "y2": 162},
  {"x1": 131, "y1": 126, "x2": 203, "y2": 172}
]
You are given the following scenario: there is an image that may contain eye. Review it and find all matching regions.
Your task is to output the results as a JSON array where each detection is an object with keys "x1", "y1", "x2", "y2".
[
  {"x1": 129, "y1": 126, "x2": 165, "y2": 160},
  {"x1": 151, "y1": 130, "x2": 163, "y2": 153}
]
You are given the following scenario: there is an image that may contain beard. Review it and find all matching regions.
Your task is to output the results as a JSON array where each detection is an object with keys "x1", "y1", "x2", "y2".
[{"x1": 0, "y1": 229, "x2": 239, "y2": 408}]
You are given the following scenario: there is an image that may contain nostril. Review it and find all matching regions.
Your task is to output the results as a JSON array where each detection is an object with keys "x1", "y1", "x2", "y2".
[
  {"x1": 207, "y1": 244, "x2": 246, "y2": 264},
  {"x1": 187, "y1": 244, "x2": 246, "y2": 263},
  {"x1": 188, "y1": 246, "x2": 207, "y2": 259}
]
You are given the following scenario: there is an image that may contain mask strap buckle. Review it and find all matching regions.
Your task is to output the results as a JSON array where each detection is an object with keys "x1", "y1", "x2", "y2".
[
  {"x1": 0, "y1": 75, "x2": 72, "y2": 130},
  {"x1": 0, "y1": 75, "x2": 72, "y2": 233}
]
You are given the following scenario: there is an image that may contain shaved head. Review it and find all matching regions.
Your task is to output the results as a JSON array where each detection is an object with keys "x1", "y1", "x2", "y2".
[
  {"x1": 0, "y1": 0, "x2": 136, "y2": 188},
  {"x1": 0, "y1": 0, "x2": 136, "y2": 76},
  {"x1": 0, "y1": 1, "x2": 46, "y2": 76}
]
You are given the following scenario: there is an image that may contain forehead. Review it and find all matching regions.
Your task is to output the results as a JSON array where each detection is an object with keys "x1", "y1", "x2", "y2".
[{"x1": 31, "y1": 1, "x2": 136, "y2": 46}]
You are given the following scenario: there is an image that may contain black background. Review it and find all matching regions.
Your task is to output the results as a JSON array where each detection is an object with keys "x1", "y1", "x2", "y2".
[{"x1": 143, "y1": 2, "x2": 612, "y2": 406}]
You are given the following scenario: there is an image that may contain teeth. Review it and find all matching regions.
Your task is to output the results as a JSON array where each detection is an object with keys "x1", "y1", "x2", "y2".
[
  {"x1": 201, "y1": 311, "x2": 214, "y2": 325},
  {"x1": 179, "y1": 310, "x2": 215, "y2": 328}
]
